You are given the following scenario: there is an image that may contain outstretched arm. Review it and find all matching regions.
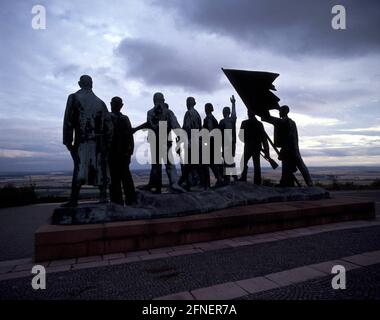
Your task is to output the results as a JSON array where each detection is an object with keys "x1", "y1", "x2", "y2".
[
  {"x1": 132, "y1": 122, "x2": 149, "y2": 134},
  {"x1": 261, "y1": 111, "x2": 279, "y2": 126}
]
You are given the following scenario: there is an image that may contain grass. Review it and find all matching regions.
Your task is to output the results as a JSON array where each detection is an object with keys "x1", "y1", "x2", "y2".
[
  {"x1": 0, "y1": 184, "x2": 70, "y2": 208},
  {"x1": 0, "y1": 178, "x2": 380, "y2": 208},
  {"x1": 262, "y1": 177, "x2": 380, "y2": 190},
  {"x1": 0, "y1": 183, "x2": 38, "y2": 208}
]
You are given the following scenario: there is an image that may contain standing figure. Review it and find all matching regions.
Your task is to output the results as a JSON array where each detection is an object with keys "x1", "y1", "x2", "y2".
[
  {"x1": 202, "y1": 103, "x2": 224, "y2": 188},
  {"x1": 108, "y1": 97, "x2": 137, "y2": 205},
  {"x1": 144, "y1": 92, "x2": 184, "y2": 194},
  {"x1": 178, "y1": 97, "x2": 204, "y2": 190},
  {"x1": 261, "y1": 105, "x2": 313, "y2": 187},
  {"x1": 219, "y1": 95, "x2": 237, "y2": 182},
  {"x1": 239, "y1": 110, "x2": 270, "y2": 185},
  {"x1": 62, "y1": 75, "x2": 113, "y2": 207}
]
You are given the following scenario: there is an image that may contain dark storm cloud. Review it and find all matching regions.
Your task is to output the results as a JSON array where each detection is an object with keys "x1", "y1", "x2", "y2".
[
  {"x1": 155, "y1": 0, "x2": 380, "y2": 56},
  {"x1": 0, "y1": 118, "x2": 62, "y2": 152},
  {"x1": 116, "y1": 38, "x2": 222, "y2": 92}
]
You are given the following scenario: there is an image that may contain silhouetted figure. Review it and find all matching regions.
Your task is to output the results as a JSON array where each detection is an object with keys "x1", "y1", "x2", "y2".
[
  {"x1": 178, "y1": 97, "x2": 204, "y2": 190},
  {"x1": 202, "y1": 103, "x2": 224, "y2": 187},
  {"x1": 108, "y1": 97, "x2": 137, "y2": 205},
  {"x1": 219, "y1": 95, "x2": 237, "y2": 182},
  {"x1": 239, "y1": 110, "x2": 270, "y2": 185},
  {"x1": 262, "y1": 105, "x2": 313, "y2": 187},
  {"x1": 62, "y1": 75, "x2": 112, "y2": 207},
  {"x1": 144, "y1": 93, "x2": 184, "y2": 194}
]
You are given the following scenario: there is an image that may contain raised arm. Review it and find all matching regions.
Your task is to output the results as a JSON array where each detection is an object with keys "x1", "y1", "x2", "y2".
[{"x1": 230, "y1": 95, "x2": 236, "y2": 121}]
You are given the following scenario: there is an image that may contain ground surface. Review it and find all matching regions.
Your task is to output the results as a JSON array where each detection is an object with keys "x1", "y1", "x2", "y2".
[{"x1": 0, "y1": 189, "x2": 379, "y2": 300}]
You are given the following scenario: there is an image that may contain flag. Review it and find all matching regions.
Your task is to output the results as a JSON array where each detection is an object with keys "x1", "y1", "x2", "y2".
[{"x1": 222, "y1": 68, "x2": 280, "y2": 117}]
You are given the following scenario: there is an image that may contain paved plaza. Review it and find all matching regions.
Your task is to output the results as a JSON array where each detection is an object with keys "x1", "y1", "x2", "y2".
[{"x1": 0, "y1": 190, "x2": 379, "y2": 300}]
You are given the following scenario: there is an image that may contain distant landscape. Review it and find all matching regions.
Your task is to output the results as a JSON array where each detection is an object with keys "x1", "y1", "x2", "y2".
[{"x1": 0, "y1": 166, "x2": 380, "y2": 208}]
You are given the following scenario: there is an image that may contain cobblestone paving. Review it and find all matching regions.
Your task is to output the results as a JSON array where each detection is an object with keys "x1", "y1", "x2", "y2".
[
  {"x1": 1, "y1": 225, "x2": 380, "y2": 299},
  {"x1": 240, "y1": 263, "x2": 380, "y2": 300}
]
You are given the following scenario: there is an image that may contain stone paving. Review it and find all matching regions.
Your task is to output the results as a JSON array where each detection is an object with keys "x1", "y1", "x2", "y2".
[
  {"x1": 155, "y1": 250, "x2": 380, "y2": 300},
  {"x1": 1, "y1": 218, "x2": 380, "y2": 282},
  {"x1": 0, "y1": 190, "x2": 379, "y2": 299},
  {"x1": 241, "y1": 262, "x2": 380, "y2": 300},
  {"x1": 1, "y1": 222, "x2": 380, "y2": 299}
]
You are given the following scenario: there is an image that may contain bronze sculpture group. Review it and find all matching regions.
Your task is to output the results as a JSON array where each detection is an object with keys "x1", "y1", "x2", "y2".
[{"x1": 62, "y1": 74, "x2": 313, "y2": 207}]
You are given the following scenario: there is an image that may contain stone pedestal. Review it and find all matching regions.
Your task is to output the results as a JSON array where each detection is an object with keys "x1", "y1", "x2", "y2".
[
  {"x1": 53, "y1": 183, "x2": 330, "y2": 225},
  {"x1": 35, "y1": 195, "x2": 375, "y2": 261}
]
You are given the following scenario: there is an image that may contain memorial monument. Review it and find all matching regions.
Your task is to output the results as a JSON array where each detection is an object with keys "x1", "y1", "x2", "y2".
[{"x1": 35, "y1": 69, "x2": 374, "y2": 262}]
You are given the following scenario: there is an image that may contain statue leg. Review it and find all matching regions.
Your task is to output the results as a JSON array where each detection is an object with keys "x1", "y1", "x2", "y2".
[
  {"x1": 239, "y1": 149, "x2": 250, "y2": 181},
  {"x1": 221, "y1": 148, "x2": 229, "y2": 182},
  {"x1": 166, "y1": 160, "x2": 186, "y2": 193},
  {"x1": 253, "y1": 154, "x2": 262, "y2": 185},
  {"x1": 98, "y1": 185, "x2": 107, "y2": 203},
  {"x1": 203, "y1": 165, "x2": 211, "y2": 188},
  {"x1": 65, "y1": 183, "x2": 80, "y2": 207},
  {"x1": 98, "y1": 152, "x2": 109, "y2": 203},
  {"x1": 280, "y1": 159, "x2": 295, "y2": 187},
  {"x1": 196, "y1": 164, "x2": 207, "y2": 189},
  {"x1": 197, "y1": 144, "x2": 207, "y2": 189},
  {"x1": 141, "y1": 142, "x2": 157, "y2": 191},
  {"x1": 151, "y1": 164, "x2": 162, "y2": 193},
  {"x1": 122, "y1": 157, "x2": 137, "y2": 205},
  {"x1": 109, "y1": 157, "x2": 123, "y2": 205},
  {"x1": 140, "y1": 166, "x2": 155, "y2": 191},
  {"x1": 178, "y1": 164, "x2": 185, "y2": 186},
  {"x1": 296, "y1": 155, "x2": 313, "y2": 186},
  {"x1": 208, "y1": 145, "x2": 224, "y2": 185},
  {"x1": 153, "y1": 141, "x2": 163, "y2": 193},
  {"x1": 222, "y1": 145, "x2": 237, "y2": 182},
  {"x1": 183, "y1": 147, "x2": 192, "y2": 190},
  {"x1": 61, "y1": 149, "x2": 81, "y2": 207},
  {"x1": 210, "y1": 164, "x2": 223, "y2": 184},
  {"x1": 232, "y1": 143, "x2": 238, "y2": 181}
]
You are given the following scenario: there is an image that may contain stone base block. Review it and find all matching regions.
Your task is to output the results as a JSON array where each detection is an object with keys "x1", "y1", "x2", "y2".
[{"x1": 35, "y1": 197, "x2": 375, "y2": 261}]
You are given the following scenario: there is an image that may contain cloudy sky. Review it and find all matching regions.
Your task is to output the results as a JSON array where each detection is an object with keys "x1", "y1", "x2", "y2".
[{"x1": 0, "y1": 0, "x2": 379, "y2": 172}]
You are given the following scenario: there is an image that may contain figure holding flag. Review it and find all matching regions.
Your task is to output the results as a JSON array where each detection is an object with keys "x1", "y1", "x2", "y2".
[
  {"x1": 222, "y1": 68, "x2": 312, "y2": 187},
  {"x1": 261, "y1": 106, "x2": 313, "y2": 187}
]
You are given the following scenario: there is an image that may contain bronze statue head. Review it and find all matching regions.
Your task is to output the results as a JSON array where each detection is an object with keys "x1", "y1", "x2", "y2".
[
  {"x1": 186, "y1": 97, "x2": 196, "y2": 110},
  {"x1": 205, "y1": 103, "x2": 214, "y2": 114},
  {"x1": 223, "y1": 106, "x2": 231, "y2": 118},
  {"x1": 78, "y1": 75, "x2": 93, "y2": 89},
  {"x1": 111, "y1": 96, "x2": 123, "y2": 112},
  {"x1": 153, "y1": 92, "x2": 165, "y2": 106},
  {"x1": 279, "y1": 105, "x2": 290, "y2": 118}
]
